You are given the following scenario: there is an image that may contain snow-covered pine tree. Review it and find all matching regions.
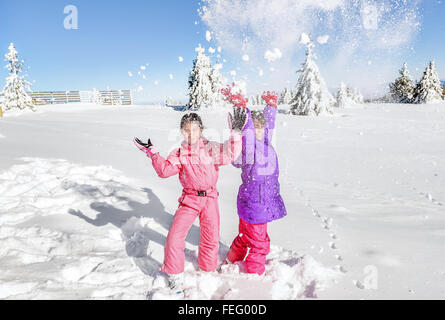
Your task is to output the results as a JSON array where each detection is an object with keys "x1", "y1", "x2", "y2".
[
  {"x1": 412, "y1": 61, "x2": 444, "y2": 104},
  {"x1": 335, "y1": 82, "x2": 348, "y2": 108},
  {"x1": 389, "y1": 62, "x2": 415, "y2": 103},
  {"x1": 2, "y1": 43, "x2": 34, "y2": 111},
  {"x1": 290, "y1": 39, "x2": 334, "y2": 116},
  {"x1": 279, "y1": 88, "x2": 293, "y2": 105},
  {"x1": 279, "y1": 89, "x2": 287, "y2": 105},
  {"x1": 352, "y1": 88, "x2": 364, "y2": 104},
  {"x1": 255, "y1": 94, "x2": 264, "y2": 105},
  {"x1": 209, "y1": 66, "x2": 226, "y2": 107},
  {"x1": 187, "y1": 47, "x2": 221, "y2": 110}
]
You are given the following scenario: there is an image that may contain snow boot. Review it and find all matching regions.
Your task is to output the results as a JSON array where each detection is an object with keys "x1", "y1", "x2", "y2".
[{"x1": 167, "y1": 273, "x2": 184, "y2": 293}]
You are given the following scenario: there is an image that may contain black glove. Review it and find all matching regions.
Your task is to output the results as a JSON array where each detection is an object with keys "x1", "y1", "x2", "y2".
[
  {"x1": 229, "y1": 107, "x2": 247, "y2": 132},
  {"x1": 134, "y1": 138, "x2": 153, "y2": 149}
]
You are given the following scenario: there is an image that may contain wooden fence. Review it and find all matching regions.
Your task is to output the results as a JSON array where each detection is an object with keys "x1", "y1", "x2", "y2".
[
  {"x1": 0, "y1": 90, "x2": 132, "y2": 106},
  {"x1": 29, "y1": 91, "x2": 81, "y2": 105},
  {"x1": 94, "y1": 90, "x2": 132, "y2": 105}
]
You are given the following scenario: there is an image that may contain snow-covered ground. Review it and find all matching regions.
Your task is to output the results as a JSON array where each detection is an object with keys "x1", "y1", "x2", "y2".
[{"x1": 0, "y1": 102, "x2": 444, "y2": 299}]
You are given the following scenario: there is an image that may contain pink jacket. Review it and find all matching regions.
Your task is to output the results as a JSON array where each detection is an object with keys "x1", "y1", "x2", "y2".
[{"x1": 150, "y1": 132, "x2": 242, "y2": 197}]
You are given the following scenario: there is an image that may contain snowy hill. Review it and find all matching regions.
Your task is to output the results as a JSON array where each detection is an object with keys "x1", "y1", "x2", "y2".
[{"x1": 0, "y1": 102, "x2": 445, "y2": 299}]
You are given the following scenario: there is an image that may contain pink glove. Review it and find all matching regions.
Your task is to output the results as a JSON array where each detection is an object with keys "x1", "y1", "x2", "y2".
[
  {"x1": 261, "y1": 91, "x2": 278, "y2": 109},
  {"x1": 221, "y1": 83, "x2": 248, "y2": 109}
]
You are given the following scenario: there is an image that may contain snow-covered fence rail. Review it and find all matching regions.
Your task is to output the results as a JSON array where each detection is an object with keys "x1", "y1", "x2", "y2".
[
  {"x1": 27, "y1": 91, "x2": 81, "y2": 105},
  {"x1": 94, "y1": 89, "x2": 132, "y2": 105},
  {"x1": 0, "y1": 89, "x2": 132, "y2": 106}
]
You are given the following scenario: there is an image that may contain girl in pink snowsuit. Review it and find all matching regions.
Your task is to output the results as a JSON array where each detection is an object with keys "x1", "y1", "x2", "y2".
[{"x1": 134, "y1": 110, "x2": 246, "y2": 284}]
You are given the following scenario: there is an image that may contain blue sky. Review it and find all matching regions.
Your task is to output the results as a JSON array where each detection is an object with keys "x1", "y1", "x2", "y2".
[{"x1": 1, "y1": 0, "x2": 444, "y2": 104}]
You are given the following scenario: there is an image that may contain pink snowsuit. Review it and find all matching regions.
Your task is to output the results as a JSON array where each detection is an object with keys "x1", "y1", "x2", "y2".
[
  {"x1": 150, "y1": 133, "x2": 242, "y2": 275},
  {"x1": 226, "y1": 218, "x2": 270, "y2": 275}
]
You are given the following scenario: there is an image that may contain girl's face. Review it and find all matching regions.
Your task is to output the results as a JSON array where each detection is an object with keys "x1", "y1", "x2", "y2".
[
  {"x1": 253, "y1": 120, "x2": 265, "y2": 141},
  {"x1": 182, "y1": 121, "x2": 202, "y2": 145}
]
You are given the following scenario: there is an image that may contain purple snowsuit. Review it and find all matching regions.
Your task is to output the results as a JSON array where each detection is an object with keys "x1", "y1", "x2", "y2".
[{"x1": 233, "y1": 105, "x2": 287, "y2": 224}]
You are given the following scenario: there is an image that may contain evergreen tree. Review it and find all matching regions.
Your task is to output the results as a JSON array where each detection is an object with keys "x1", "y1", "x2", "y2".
[
  {"x1": 187, "y1": 47, "x2": 226, "y2": 110},
  {"x1": 290, "y1": 39, "x2": 333, "y2": 116},
  {"x1": 255, "y1": 93, "x2": 264, "y2": 105},
  {"x1": 389, "y1": 63, "x2": 415, "y2": 103},
  {"x1": 335, "y1": 82, "x2": 348, "y2": 108},
  {"x1": 352, "y1": 87, "x2": 364, "y2": 104},
  {"x1": 413, "y1": 61, "x2": 444, "y2": 104},
  {"x1": 209, "y1": 66, "x2": 226, "y2": 106},
  {"x1": 279, "y1": 88, "x2": 293, "y2": 105},
  {"x1": 2, "y1": 43, "x2": 34, "y2": 111}
]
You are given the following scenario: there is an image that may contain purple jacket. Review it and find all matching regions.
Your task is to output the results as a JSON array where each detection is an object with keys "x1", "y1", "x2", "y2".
[{"x1": 233, "y1": 105, "x2": 287, "y2": 224}]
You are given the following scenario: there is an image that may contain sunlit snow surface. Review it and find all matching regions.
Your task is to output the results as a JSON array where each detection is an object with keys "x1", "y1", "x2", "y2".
[{"x1": 0, "y1": 102, "x2": 444, "y2": 299}]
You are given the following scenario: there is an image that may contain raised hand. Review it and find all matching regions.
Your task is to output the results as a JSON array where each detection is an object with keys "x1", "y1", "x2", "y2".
[
  {"x1": 134, "y1": 138, "x2": 157, "y2": 158},
  {"x1": 261, "y1": 91, "x2": 278, "y2": 109},
  {"x1": 228, "y1": 106, "x2": 247, "y2": 132},
  {"x1": 221, "y1": 83, "x2": 248, "y2": 109}
]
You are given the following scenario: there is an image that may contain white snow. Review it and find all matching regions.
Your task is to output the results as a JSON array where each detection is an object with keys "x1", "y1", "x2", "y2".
[
  {"x1": 264, "y1": 48, "x2": 282, "y2": 63},
  {"x1": 178, "y1": 56, "x2": 183, "y2": 62},
  {"x1": 299, "y1": 33, "x2": 311, "y2": 45},
  {"x1": 1, "y1": 102, "x2": 445, "y2": 299},
  {"x1": 206, "y1": 30, "x2": 212, "y2": 42},
  {"x1": 317, "y1": 35, "x2": 330, "y2": 44},
  {"x1": 242, "y1": 54, "x2": 249, "y2": 62}
]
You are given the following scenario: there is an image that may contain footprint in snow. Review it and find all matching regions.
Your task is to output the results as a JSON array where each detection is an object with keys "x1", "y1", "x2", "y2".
[
  {"x1": 353, "y1": 280, "x2": 365, "y2": 290},
  {"x1": 329, "y1": 242, "x2": 337, "y2": 250}
]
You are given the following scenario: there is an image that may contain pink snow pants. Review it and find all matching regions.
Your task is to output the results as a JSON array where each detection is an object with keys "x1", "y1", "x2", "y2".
[
  {"x1": 227, "y1": 218, "x2": 271, "y2": 275},
  {"x1": 160, "y1": 192, "x2": 220, "y2": 275}
]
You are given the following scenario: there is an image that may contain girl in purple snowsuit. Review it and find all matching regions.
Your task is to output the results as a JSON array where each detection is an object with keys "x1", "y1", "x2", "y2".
[{"x1": 226, "y1": 91, "x2": 287, "y2": 275}]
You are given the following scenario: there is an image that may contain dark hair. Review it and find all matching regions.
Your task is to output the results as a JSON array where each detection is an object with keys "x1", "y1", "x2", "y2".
[
  {"x1": 180, "y1": 113, "x2": 204, "y2": 130},
  {"x1": 251, "y1": 111, "x2": 266, "y2": 128}
]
